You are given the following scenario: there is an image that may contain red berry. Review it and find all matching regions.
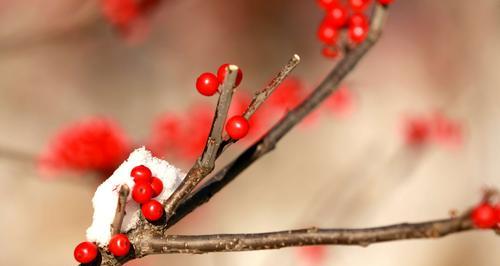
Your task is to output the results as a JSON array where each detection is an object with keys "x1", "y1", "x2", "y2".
[
  {"x1": 324, "y1": 3, "x2": 348, "y2": 27},
  {"x1": 132, "y1": 182, "x2": 153, "y2": 204},
  {"x1": 150, "y1": 176, "x2": 163, "y2": 197},
  {"x1": 131, "y1": 165, "x2": 152, "y2": 183},
  {"x1": 74, "y1": 241, "x2": 98, "y2": 264},
  {"x1": 321, "y1": 45, "x2": 340, "y2": 59},
  {"x1": 196, "y1": 72, "x2": 220, "y2": 96},
  {"x1": 348, "y1": 23, "x2": 369, "y2": 44},
  {"x1": 226, "y1": 116, "x2": 250, "y2": 140},
  {"x1": 471, "y1": 203, "x2": 497, "y2": 229},
  {"x1": 108, "y1": 234, "x2": 131, "y2": 257},
  {"x1": 349, "y1": 13, "x2": 369, "y2": 27},
  {"x1": 377, "y1": 0, "x2": 394, "y2": 5},
  {"x1": 348, "y1": 0, "x2": 371, "y2": 12},
  {"x1": 142, "y1": 199, "x2": 164, "y2": 221},
  {"x1": 317, "y1": 20, "x2": 339, "y2": 44},
  {"x1": 316, "y1": 0, "x2": 337, "y2": 10},
  {"x1": 217, "y1": 64, "x2": 243, "y2": 87}
]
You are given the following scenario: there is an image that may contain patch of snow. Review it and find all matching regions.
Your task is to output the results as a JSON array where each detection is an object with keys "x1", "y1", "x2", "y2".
[{"x1": 86, "y1": 147, "x2": 185, "y2": 246}]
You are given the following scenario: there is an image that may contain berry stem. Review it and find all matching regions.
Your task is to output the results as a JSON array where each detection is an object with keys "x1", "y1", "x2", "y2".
[
  {"x1": 218, "y1": 54, "x2": 301, "y2": 155},
  {"x1": 111, "y1": 185, "x2": 130, "y2": 236},
  {"x1": 168, "y1": 3, "x2": 389, "y2": 230},
  {"x1": 162, "y1": 65, "x2": 240, "y2": 220}
]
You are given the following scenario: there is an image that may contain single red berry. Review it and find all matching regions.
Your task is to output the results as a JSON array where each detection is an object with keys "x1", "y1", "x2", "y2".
[
  {"x1": 316, "y1": 0, "x2": 337, "y2": 10},
  {"x1": 317, "y1": 20, "x2": 339, "y2": 44},
  {"x1": 348, "y1": 23, "x2": 369, "y2": 44},
  {"x1": 349, "y1": 13, "x2": 369, "y2": 27},
  {"x1": 132, "y1": 182, "x2": 153, "y2": 204},
  {"x1": 108, "y1": 234, "x2": 131, "y2": 257},
  {"x1": 324, "y1": 3, "x2": 348, "y2": 27},
  {"x1": 150, "y1": 176, "x2": 163, "y2": 197},
  {"x1": 377, "y1": 0, "x2": 394, "y2": 5},
  {"x1": 131, "y1": 165, "x2": 152, "y2": 183},
  {"x1": 225, "y1": 116, "x2": 250, "y2": 140},
  {"x1": 74, "y1": 241, "x2": 98, "y2": 264},
  {"x1": 217, "y1": 64, "x2": 243, "y2": 87},
  {"x1": 321, "y1": 45, "x2": 340, "y2": 59},
  {"x1": 348, "y1": 0, "x2": 371, "y2": 12},
  {"x1": 142, "y1": 199, "x2": 164, "y2": 221},
  {"x1": 471, "y1": 203, "x2": 497, "y2": 229},
  {"x1": 196, "y1": 72, "x2": 220, "y2": 96}
]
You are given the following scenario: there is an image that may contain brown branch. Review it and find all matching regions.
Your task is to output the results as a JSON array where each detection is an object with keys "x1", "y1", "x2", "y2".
[
  {"x1": 0, "y1": 145, "x2": 36, "y2": 164},
  {"x1": 217, "y1": 54, "x2": 301, "y2": 155},
  {"x1": 110, "y1": 185, "x2": 130, "y2": 236},
  {"x1": 162, "y1": 65, "x2": 239, "y2": 219},
  {"x1": 167, "y1": 4, "x2": 389, "y2": 229},
  {"x1": 96, "y1": 4, "x2": 390, "y2": 266},
  {"x1": 145, "y1": 213, "x2": 477, "y2": 255}
]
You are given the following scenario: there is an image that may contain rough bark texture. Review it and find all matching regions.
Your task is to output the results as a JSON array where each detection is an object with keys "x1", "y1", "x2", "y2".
[{"x1": 145, "y1": 215, "x2": 475, "y2": 254}]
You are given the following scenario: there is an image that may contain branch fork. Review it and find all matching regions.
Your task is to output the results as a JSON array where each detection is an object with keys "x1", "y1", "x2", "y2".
[{"x1": 77, "y1": 5, "x2": 490, "y2": 266}]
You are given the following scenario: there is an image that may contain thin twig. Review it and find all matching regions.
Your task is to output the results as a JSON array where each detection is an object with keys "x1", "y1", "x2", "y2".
[
  {"x1": 217, "y1": 54, "x2": 301, "y2": 155},
  {"x1": 145, "y1": 213, "x2": 477, "y2": 255},
  {"x1": 97, "y1": 5, "x2": 390, "y2": 266},
  {"x1": 162, "y1": 65, "x2": 239, "y2": 219},
  {"x1": 168, "y1": 4, "x2": 389, "y2": 229},
  {"x1": 111, "y1": 185, "x2": 130, "y2": 236},
  {"x1": 0, "y1": 146, "x2": 36, "y2": 164}
]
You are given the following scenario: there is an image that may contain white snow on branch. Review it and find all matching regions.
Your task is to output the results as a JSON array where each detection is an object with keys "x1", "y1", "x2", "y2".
[{"x1": 86, "y1": 147, "x2": 185, "y2": 247}]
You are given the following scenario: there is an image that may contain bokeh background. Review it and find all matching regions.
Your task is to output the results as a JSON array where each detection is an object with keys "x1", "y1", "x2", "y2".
[{"x1": 1, "y1": 0, "x2": 500, "y2": 265}]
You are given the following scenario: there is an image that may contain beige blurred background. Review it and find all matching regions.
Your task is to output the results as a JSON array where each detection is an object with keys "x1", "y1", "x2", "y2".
[{"x1": 1, "y1": 0, "x2": 500, "y2": 265}]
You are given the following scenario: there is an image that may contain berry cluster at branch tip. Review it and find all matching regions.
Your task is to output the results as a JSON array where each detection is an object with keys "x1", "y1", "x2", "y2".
[
  {"x1": 196, "y1": 64, "x2": 243, "y2": 96},
  {"x1": 315, "y1": 0, "x2": 395, "y2": 59},
  {"x1": 195, "y1": 64, "x2": 250, "y2": 140},
  {"x1": 74, "y1": 164, "x2": 166, "y2": 263}
]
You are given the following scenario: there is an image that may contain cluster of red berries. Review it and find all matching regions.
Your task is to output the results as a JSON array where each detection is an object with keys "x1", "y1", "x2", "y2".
[
  {"x1": 73, "y1": 165, "x2": 165, "y2": 263},
  {"x1": 195, "y1": 64, "x2": 250, "y2": 140},
  {"x1": 403, "y1": 112, "x2": 463, "y2": 149},
  {"x1": 38, "y1": 118, "x2": 130, "y2": 178},
  {"x1": 471, "y1": 201, "x2": 500, "y2": 229},
  {"x1": 131, "y1": 165, "x2": 165, "y2": 221},
  {"x1": 315, "y1": 0, "x2": 394, "y2": 59}
]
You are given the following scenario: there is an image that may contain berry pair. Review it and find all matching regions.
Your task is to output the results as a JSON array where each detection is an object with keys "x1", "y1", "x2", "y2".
[
  {"x1": 131, "y1": 165, "x2": 165, "y2": 221},
  {"x1": 196, "y1": 64, "x2": 243, "y2": 96},
  {"x1": 195, "y1": 64, "x2": 250, "y2": 140},
  {"x1": 74, "y1": 234, "x2": 131, "y2": 263},
  {"x1": 471, "y1": 203, "x2": 500, "y2": 229}
]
